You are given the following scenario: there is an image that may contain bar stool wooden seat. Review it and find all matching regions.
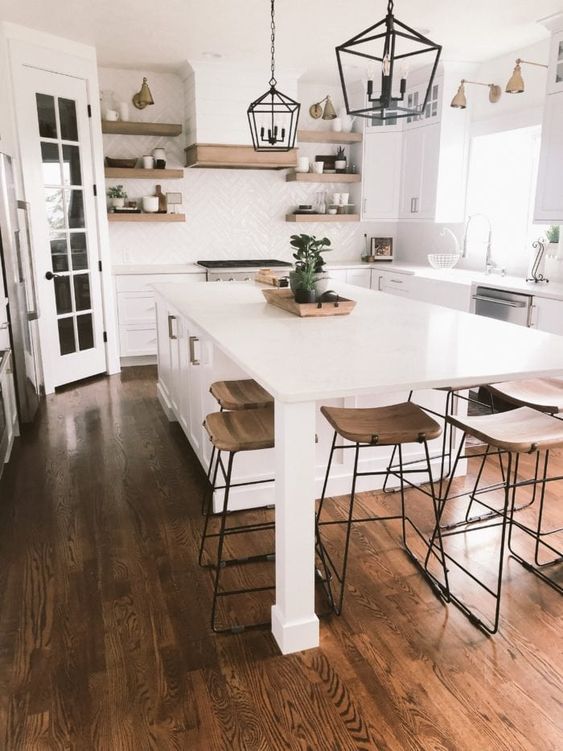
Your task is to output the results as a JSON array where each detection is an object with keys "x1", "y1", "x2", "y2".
[
  {"x1": 487, "y1": 377, "x2": 563, "y2": 415},
  {"x1": 209, "y1": 378, "x2": 273, "y2": 411},
  {"x1": 440, "y1": 406, "x2": 563, "y2": 634},
  {"x1": 202, "y1": 379, "x2": 273, "y2": 514},
  {"x1": 317, "y1": 401, "x2": 449, "y2": 615},
  {"x1": 199, "y1": 406, "x2": 275, "y2": 633}
]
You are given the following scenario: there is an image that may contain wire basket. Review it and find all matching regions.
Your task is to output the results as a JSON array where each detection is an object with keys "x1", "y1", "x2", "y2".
[{"x1": 427, "y1": 253, "x2": 460, "y2": 270}]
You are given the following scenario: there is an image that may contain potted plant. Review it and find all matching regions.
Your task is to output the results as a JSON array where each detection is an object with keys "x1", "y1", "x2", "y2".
[
  {"x1": 335, "y1": 146, "x2": 347, "y2": 172},
  {"x1": 107, "y1": 184, "x2": 127, "y2": 209},
  {"x1": 293, "y1": 263, "x2": 318, "y2": 304},
  {"x1": 546, "y1": 225, "x2": 560, "y2": 254},
  {"x1": 289, "y1": 234, "x2": 332, "y2": 295}
]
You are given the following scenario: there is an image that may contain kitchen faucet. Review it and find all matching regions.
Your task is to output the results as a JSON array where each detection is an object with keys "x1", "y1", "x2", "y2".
[{"x1": 463, "y1": 214, "x2": 504, "y2": 275}]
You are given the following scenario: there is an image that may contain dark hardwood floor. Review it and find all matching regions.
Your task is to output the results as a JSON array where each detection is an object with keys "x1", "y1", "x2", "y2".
[{"x1": 0, "y1": 366, "x2": 561, "y2": 750}]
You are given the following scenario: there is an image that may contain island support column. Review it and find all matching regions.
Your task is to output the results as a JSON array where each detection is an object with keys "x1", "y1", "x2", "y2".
[{"x1": 271, "y1": 400, "x2": 320, "y2": 654}]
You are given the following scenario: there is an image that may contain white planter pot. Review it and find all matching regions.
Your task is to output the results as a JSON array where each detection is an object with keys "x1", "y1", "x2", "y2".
[
  {"x1": 111, "y1": 197, "x2": 124, "y2": 209},
  {"x1": 335, "y1": 160, "x2": 347, "y2": 172}
]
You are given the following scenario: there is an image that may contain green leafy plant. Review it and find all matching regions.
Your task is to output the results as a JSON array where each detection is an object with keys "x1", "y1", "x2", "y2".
[
  {"x1": 546, "y1": 225, "x2": 560, "y2": 244},
  {"x1": 107, "y1": 184, "x2": 127, "y2": 199},
  {"x1": 293, "y1": 263, "x2": 317, "y2": 291},
  {"x1": 289, "y1": 234, "x2": 332, "y2": 272},
  {"x1": 335, "y1": 146, "x2": 346, "y2": 161}
]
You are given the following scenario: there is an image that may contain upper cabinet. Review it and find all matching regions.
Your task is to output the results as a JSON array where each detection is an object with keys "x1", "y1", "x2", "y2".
[
  {"x1": 547, "y1": 30, "x2": 563, "y2": 95},
  {"x1": 534, "y1": 17, "x2": 563, "y2": 222},
  {"x1": 360, "y1": 65, "x2": 469, "y2": 223}
]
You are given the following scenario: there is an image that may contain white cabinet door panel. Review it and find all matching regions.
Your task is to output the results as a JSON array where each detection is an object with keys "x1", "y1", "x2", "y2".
[
  {"x1": 534, "y1": 93, "x2": 563, "y2": 223},
  {"x1": 361, "y1": 131, "x2": 402, "y2": 221}
]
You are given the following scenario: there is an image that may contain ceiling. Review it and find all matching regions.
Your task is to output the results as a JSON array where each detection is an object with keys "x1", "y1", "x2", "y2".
[{"x1": 0, "y1": 0, "x2": 560, "y2": 78}]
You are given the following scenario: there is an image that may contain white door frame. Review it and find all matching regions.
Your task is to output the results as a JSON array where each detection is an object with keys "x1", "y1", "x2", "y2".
[{"x1": 7, "y1": 32, "x2": 120, "y2": 393}]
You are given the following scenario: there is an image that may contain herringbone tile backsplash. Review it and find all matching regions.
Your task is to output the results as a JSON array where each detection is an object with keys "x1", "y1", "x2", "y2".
[{"x1": 99, "y1": 67, "x2": 395, "y2": 266}]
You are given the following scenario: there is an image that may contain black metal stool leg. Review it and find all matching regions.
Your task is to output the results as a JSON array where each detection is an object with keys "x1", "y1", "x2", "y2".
[
  {"x1": 317, "y1": 431, "x2": 338, "y2": 523},
  {"x1": 211, "y1": 451, "x2": 235, "y2": 632},
  {"x1": 198, "y1": 448, "x2": 222, "y2": 567}
]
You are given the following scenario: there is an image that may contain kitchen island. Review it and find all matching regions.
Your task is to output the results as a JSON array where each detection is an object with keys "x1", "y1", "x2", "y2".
[{"x1": 154, "y1": 281, "x2": 563, "y2": 655}]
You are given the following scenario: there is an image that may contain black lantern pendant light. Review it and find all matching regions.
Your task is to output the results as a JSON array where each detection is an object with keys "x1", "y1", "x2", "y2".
[
  {"x1": 248, "y1": 0, "x2": 300, "y2": 151},
  {"x1": 336, "y1": 0, "x2": 442, "y2": 122}
]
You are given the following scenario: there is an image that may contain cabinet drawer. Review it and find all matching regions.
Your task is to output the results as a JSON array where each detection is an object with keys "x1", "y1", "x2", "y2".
[
  {"x1": 115, "y1": 273, "x2": 206, "y2": 293},
  {"x1": 117, "y1": 293, "x2": 156, "y2": 324},
  {"x1": 377, "y1": 273, "x2": 412, "y2": 295},
  {"x1": 119, "y1": 325, "x2": 158, "y2": 357}
]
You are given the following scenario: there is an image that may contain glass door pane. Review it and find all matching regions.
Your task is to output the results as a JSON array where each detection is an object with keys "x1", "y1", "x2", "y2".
[{"x1": 36, "y1": 91, "x2": 94, "y2": 357}]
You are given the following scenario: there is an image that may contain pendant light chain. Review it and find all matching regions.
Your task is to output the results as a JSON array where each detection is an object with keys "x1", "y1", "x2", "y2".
[
  {"x1": 269, "y1": 0, "x2": 277, "y2": 87},
  {"x1": 387, "y1": 0, "x2": 394, "y2": 13}
]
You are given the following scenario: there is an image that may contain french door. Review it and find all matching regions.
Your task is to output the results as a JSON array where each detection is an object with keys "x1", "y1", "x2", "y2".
[{"x1": 17, "y1": 67, "x2": 106, "y2": 389}]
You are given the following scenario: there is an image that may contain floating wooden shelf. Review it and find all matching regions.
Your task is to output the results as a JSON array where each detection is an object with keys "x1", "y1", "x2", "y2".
[
  {"x1": 185, "y1": 143, "x2": 297, "y2": 170},
  {"x1": 297, "y1": 130, "x2": 362, "y2": 144},
  {"x1": 286, "y1": 172, "x2": 361, "y2": 183},
  {"x1": 285, "y1": 213, "x2": 359, "y2": 223},
  {"x1": 101, "y1": 121, "x2": 183, "y2": 137},
  {"x1": 105, "y1": 167, "x2": 184, "y2": 179},
  {"x1": 108, "y1": 213, "x2": 186, "y2": 223}
]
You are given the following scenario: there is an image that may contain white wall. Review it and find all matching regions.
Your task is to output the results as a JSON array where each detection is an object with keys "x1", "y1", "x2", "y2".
[
  {"x1": 100, "y1": 65, "x2": 395, "y2": 266},
  {"x1": 396, "y1": 39, "x2": 551, "y2": 275}
]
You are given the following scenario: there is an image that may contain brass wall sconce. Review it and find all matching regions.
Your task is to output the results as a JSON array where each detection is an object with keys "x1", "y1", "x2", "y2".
[
  {"x1": 506, "y1": 58, "x2": 548, "y2": 94},
  {"x1": 132, "y1": 77, "x2": 155, "y2": 109},
  {"x1": 450, "y1": 79, "x2": 502, "y2": 109},
  {"x1": 309, "y1": 95, "x2": 337, "y2": 120}
]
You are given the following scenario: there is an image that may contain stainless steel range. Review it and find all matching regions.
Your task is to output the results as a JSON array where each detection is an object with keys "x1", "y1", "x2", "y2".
[{"x1": 197, "y1": 259, "x2": 292, "y2": 282}]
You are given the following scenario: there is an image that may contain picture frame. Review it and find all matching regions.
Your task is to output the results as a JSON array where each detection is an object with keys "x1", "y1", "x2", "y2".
[{"x1": 370, "y1": 237, "x2": 393, "y2": 261}]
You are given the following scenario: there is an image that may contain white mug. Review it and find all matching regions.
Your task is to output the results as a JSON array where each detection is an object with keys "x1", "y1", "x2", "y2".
[
  {"x1": 142, "y1": 196, "x2": 159, "y2": 213},
  {"x1": 142, "y1": 155, "x2": 155, "y2": 169},
  {"x1": 340, "y1": 192, "x2": 349, "y2": 205},
  {"x1": 331, "y1": 117, "x2": 342, "y2": 132},
  {"x1": 332, "y1": 192, "x2": 342, "y2": 205},
  {"x1": 312, "y1": 161, "x2": 324, "y2": 174},
  {"x1": 105, "y1": 109, "x2": 119, "y2": 121},
  {"x1": 297, "y1": 156, "x2": 310, "y2": 173},
  {"x1": 118, "y1": 102, "x2": 130, "y2": 121}
]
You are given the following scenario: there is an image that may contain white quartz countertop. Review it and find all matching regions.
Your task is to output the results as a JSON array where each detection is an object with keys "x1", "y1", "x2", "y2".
[
  {"x1": 153, "y1": 281, "x2": 563, "y2": 403},
  {"x1": 112, "y1": 263, "x2": 204, "y2": 275},
  {"x1": 376, "y1": 263, "x2": 563, "y2": 301}
]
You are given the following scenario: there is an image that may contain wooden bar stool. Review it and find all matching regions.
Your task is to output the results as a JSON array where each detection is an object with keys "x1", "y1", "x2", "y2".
[
  {"x1": 209, "y1": 378, "x2": 273, "y2": 411},
  {"x1": 382, "y1": 386, "x2": 498, "y2": 503},
  {"x1": 316, "y1": 401, "x2": 449, "y2": 615},
  {"x1": 202, "y1": 379, "x2": 274, "y2": 513},
  {"x1": 439, "y1": 406, "x2": 563, "y2": 634},
  {"x1": 487, "y1": 377, "x2": 563, "y2": 415},
  {"x1": 199, "y1": 406, "x2": 275, "y2": 633}
]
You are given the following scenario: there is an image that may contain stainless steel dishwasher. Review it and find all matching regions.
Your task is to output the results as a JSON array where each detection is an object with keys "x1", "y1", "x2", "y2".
[{"x1": 472, "y1": 286, "x2": 533, "y2": 327}]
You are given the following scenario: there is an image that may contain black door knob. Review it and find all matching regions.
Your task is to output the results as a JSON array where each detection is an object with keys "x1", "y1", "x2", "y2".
[{"x1": 45, "y1": 271, "x2": 60, "y2": 280}]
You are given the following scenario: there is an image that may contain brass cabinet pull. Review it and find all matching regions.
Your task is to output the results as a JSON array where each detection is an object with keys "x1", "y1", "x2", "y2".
[
  {"x1": 189, "y1": 335, "x2": 200, "y2": 365},
  {"x1": 167, "y1": 314, "x2": 177, "y2": 339}
]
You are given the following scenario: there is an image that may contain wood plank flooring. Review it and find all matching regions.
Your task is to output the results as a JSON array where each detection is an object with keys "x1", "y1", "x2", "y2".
[{"x1": 0, "y1": 366, "x2": 561, "y2": 750}]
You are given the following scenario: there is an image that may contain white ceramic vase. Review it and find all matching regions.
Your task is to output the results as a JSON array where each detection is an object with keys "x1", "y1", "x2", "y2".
[{"x1": 142, "y1": 196, "x2": 159, "y2": 213}]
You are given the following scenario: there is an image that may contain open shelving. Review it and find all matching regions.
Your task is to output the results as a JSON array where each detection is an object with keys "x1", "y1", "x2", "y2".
[
  {"x1": 296, "y1": 130, "x2": 362, "y2": 144},
  {"x1": 286, "y1": 172, "x2": 361, "y2": 184},
  {"x1": 107, "y1": 213, "x2": 186, "y2": 223},
  {"x1": 104, "y1": 167, "x2": 184, "y2": 179},
  {"x1": 285, "y1": 214, "x2": 359, "y2": 223},
  {"x1": 101, "y1": 121, "x2": 183, "y2": 137}
]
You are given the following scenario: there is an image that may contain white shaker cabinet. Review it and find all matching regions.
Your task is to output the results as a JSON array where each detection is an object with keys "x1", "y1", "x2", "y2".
[
  {"x1": 530, "y1": 296, "x2": 563, "y2": 336},
  {"x1": 328, "y1": 268, "x2": 372, "y2": 288},
  {"x1": 361, "y1": 131, "x2": 402, "y2": 221},
  {"x1": 534, "y1": 92, "x2": 563, "y2": 223},
  {"x1": 372, "y1": 269, "x2": 413, "y2": 296},
  {"x1": 114, "y1": 272, "x2": 205, "y2": 361}
]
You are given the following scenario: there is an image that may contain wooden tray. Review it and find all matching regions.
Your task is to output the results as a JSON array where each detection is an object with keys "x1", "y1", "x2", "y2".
[
  {"x1": 255, "y1": 270, "x2": 289, "y2": 287},
  {"x1": 262, "y1": 288, "x2": 356, "y2": 317}
]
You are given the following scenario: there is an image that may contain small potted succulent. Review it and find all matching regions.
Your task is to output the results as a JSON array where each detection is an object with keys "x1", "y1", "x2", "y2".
[
  {"x1": 293, "y1": 263, "x2": 318, "y2": 304},
  {"x1": 546, "y1": 225, "x2": 560, "y2": 254},
  {"x1": 289, "y1": 234, "x2": 332, "y2": 296},
  {"x1": 335, "y1": 146, "x2": 347, "y2": 172},
  {"x1": 107, "y1": 184, "x2": 127, "y2": 209}
]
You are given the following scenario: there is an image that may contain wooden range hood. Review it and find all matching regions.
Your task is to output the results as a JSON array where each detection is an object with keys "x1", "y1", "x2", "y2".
[{"x1": 185, "y1": 143, "x2": 297, "y2": 170}]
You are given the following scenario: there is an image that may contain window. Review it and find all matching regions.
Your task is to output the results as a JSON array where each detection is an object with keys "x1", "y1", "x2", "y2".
[{"x1": 465, "y1": 126, "x2": 543, "y2": 269}]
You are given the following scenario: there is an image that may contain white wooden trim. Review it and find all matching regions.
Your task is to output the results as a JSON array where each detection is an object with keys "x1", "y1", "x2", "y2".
[{"x1": 6, "y1": 32, "x2": 120, "y2": 390}]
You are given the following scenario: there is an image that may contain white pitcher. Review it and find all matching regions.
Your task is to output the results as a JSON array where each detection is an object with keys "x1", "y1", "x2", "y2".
[{"x1": 338, "y1": 108, "x2": 355, "y2": 133}]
